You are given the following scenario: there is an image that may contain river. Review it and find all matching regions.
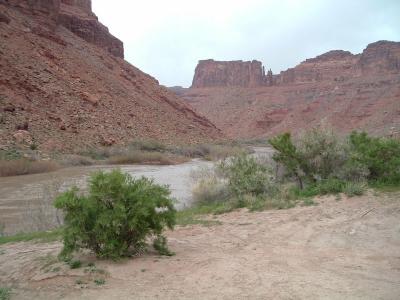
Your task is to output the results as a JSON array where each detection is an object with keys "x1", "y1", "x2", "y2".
[{"x1": 0, "y1": 147, "x2": 273, "y2": 235}]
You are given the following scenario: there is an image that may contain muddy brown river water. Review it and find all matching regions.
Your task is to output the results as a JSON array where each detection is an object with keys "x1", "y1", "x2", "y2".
[{"x1": 0, "y1": 147, "x2": 273, "y2": 235}]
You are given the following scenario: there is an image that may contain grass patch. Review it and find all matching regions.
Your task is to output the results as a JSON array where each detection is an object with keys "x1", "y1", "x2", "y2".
[
  {"x1": 0, "y1": 287, "x2": 11, "y2": 300},
  {"x1": 60, "y1": 155, "x2": 94, "y2": 166},
  {"x1": 176, "y1": 203, "x2": 228, "y2": 226},
  {"x1": 0, "y1": 229, "x2": 62, "y2": 245},
  {"x1": 94, "y1": 278, "x2": 106, "y2": 286},
  {"x1": 68, "y1": 260, "x2": 82, "y2": 269},
  {"x1": 0, "y1": 159, "x2": 59, "y2": 177}
]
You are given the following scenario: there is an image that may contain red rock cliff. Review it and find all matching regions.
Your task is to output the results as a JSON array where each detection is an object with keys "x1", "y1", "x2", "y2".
[
  {"x1": 1, "y1": 0, "x2": 124, "y2": 58},
  {"x1": 191, "y1": 59, "x2": 266, "y2": 88}
]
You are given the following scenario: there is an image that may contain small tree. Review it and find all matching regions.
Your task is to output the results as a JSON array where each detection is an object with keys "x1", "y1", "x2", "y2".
[
  {"x1": 269, "y1": 133, "x2": 304, "y2": 189},
  {"x1": 54, "y1": 169, "x2": 176, "y2": 259}
]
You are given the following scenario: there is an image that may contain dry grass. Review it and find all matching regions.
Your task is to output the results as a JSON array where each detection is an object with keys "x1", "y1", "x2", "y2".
[
  {"x1": 0, "y1": 159, "x2": 59, "y2": 177},
  {"x1": 107, "y1": 151, "x2": 188, "y2": 165},
  {"x1": 60, "y1": 155, "x2": 95, "y2": 166}
]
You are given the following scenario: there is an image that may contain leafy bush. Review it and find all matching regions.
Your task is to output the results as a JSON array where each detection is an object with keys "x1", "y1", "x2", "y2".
[
  {"x1": 269, "y1": 133, "x2": 305, "y2": 188},
  {"x1": 348, "y1": 131, "x2": 400, "y2": 184},
  {"x1": 343, "y1": 181, "x2": 367, "y2": 197},
  {"x1": 54, "y1": 169, "x2": 176, "y2": 259},
  {"x1": 192, "y1": 178, "x2": 231, "y2": 204},
  {"x1": 218, "y1": 153, "x2": 274, "y2": 199},
  {"x1": 298, "y1": 127, "x2": 347, "y2": 181},
  {"x1": 68, "y1": 260, "x2": 82, "y2": 269}
]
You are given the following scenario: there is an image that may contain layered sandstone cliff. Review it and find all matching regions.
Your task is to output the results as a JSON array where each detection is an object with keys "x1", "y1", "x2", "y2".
[
  {"x1": 1, "y1": 0, "x2": 124, "y2": 57},
  {"x1": 191, "y1": 59, "x2": 266, "y2": 88},
  {"x1": 191, "y1": 41, "x2": 400, "y2": 88},
  {"x1": 177, "y1": 41, "x2": 400, "y2": 138},
  {"x1": 0, "y1": 0, "x2": 221, "y2": 152}
]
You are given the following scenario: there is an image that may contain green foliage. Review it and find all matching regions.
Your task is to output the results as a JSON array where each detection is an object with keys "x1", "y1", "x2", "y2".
[
  {"x1": 0, "y1": 229, "x2": 62, "y2": 245},
  {"x1": 298, "y1": 128, "x2": 347, "y2": 181},
  {"x1": 0, "y1": 149, "x2": 22, "y2": 160},
  {"x1": 94, "y1": 278, "x2": 106, "y2": 286},
  {"x1": 192, "y1": 177, "x2": 231, "y2": 205},
  {"x1": 343, "y1": 181, "x2": 367, "y2": 197},
  {"x1": 54, "y1": 169, "x2": 176, "y2": 259},
  {"x1": 269, "y1": 133, "x2": 304, "y2": 188},
  {"x1": 0, "y1": 287, "x2": 11, "y2": 300},
  {"x1": 218, "y1": 154, "x2": 273, "y2": 199},
  {"x1": 68, "y1": 260, "x2": 82, "y2": 269},
  {"x1": 153, "y1": 235, "x2": 175, "y2": 256},
  {"x1": 348, "y1": 131, "x2": 400, "y2": 184}
]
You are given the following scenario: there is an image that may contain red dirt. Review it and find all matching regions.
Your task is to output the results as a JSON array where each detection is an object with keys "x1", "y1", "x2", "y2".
[{"x1": 0, "y1": 0, "x2": 222, "y2": 153}]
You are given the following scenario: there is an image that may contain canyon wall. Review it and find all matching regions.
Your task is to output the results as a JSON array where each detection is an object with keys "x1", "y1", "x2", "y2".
[
  {"x1": 1, "y1": 0, "x2": 123, "y2": 57},
  {"x1": 0, "y1": 0, "x2": 221, "y2": 152},
  {"x1": 178, "y1": 41, "x2": 400, "y2": 139},
  {"x1": 191, "y1": 59, "x2": 266, "y2": 88},
  {"x1": 191, "y1": 41, "x2": 400, "y2": 88}
]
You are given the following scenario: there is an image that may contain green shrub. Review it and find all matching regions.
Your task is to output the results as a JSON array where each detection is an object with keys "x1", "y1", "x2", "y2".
[
  {"x1": 153, "y1": 235, "x2": 175, "y2": 256},
  {"x1": 298, "y1": 127, "x2": 347, "y2": 181},
  {"x1": 94, "y1": 278, "x2": 105, "y2": 286},
  {"x1": 0, "y1": 287, "x2": 11, "y2": 300},
  {"x1": 315, "y1": 178, "x2": 345, "y2": 195},
  {"x1": 348, "y1": 131, "x2": 400, "y2": 184},
  {"x1": 54, "y1": 169, "x2": 176, "y2": 259},
  {"x1": 269, "y1": 133, "x2": 305, "y2": 189},
  {"x1": 192, "y1": 178, "x2": 231, "y2": 205},
  {"x1": 68, "y1": 260, "x2": 82, "y2": 269},
  {"x1": 343, "y1": 181, "x2": 367, "y2": 197},
  {"x1": 218, "y1": 154, "x2": 273, "y2": 199}
]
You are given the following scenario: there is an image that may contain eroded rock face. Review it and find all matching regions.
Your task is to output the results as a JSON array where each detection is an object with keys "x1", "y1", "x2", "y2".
[
  {"x1": 1, "y1": 0, "x2": 123, "y2": 58},
  {"x1": 58, "y1": 0, "x2": 124, "y2": 58},
  {"x1": 178, "y1": 41, "x2": 400, "y2": 139},
  {"x1": 191, "y1": 41, "x2": 400, "y2": 88},
  {"x1": 0, "y1": 0, "x2": 221, "y2": 152},
  {"x1": 358, "y1": 40, "x2": 400, "y2": 75},
  {"x1": 192, "y1": 59, "x2": 266, "y2": 88}
]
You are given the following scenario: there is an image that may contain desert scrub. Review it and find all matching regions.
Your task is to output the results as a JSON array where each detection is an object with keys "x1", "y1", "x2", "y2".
[
  {"x1": 0, "y1": 287, "x2": 11, "y2": 300},
  {"x1": 218, "y1": 153, "x2": 275, "y2": 200},
  {"x1": 55, "y1": 169, "x2": 176, "y2": 259},
  {"x1": 343, "y1": 181, "x2": 367, "y2": 197},
  {"x1": 0, "y1": 159, "x2": 59, "y2": 177},
  {"x1": 347, "y1": 131, "x2": 400, "y2": 184}
]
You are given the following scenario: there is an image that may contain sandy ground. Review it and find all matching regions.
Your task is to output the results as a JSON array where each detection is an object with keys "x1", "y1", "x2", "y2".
[{"x1": 1, "y1": 192, "x2": 400, "y2": 299}]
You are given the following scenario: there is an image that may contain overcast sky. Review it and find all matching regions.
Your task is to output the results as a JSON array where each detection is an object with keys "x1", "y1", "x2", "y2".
[{"x1": 92, "y1": 0, "x2": 400, "y2": 87}]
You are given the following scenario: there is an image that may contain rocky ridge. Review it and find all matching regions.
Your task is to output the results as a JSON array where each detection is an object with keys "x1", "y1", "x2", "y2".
[
  {"x1": 0, "y1": 0, "x2": 222, "y2": 152},
  {"x1": 177, "y1": 41, "x2": 400, "y2": 138}
]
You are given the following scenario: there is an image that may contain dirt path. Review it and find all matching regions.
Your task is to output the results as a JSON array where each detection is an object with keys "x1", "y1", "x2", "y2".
[{"x1": 1, "y1": 193, "x2": 400, "y2": 299}]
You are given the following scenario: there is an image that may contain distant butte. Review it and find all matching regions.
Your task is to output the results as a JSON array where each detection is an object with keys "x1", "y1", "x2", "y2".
[{"x1": 175, "y1": 40, "x2": 400, "y2": 139}]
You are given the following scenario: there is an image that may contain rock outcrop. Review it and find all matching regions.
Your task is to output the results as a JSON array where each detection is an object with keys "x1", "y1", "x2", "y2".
[
  {"x1": 191, "y1": 41, "x2": 400, "y2": 88},
  {"x1": 191, "y1": 59, "x2": 266, "y2": 88},
  {"x1": 177, "y1": 41, "x2": 400, "y2": 139},
  {"x1": 0, "y1": 0, "x2": 221, "y2": 152},
  {"x1": 1, "y1": 0, "x2": 124, "y2": 57},
  {"x1": 58, "y1": 0, "x2": 124, "y2": 58}
]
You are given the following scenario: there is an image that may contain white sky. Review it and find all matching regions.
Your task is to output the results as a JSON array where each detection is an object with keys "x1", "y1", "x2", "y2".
[{"x1": 92, "y1": 0, "x2": 400, "y2": 87}]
